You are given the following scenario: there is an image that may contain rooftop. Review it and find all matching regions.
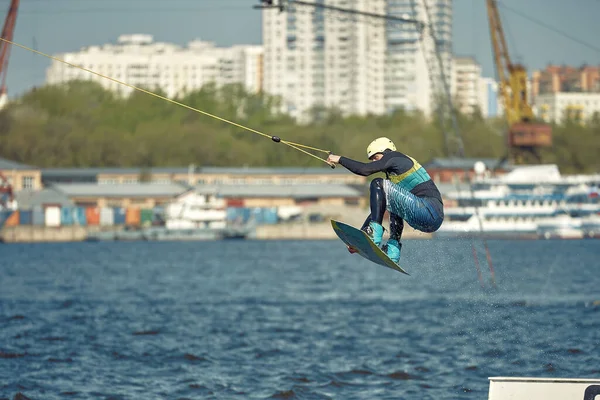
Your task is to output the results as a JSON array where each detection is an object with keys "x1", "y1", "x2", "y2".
[
  {"x1": 42, "y1": 167, "x2": 190, "y2": 178},
  {"x1": 424, "y1": 158, "x2": 512, "y2": 171},
  {"x1": 51, "y1": 183, "x2": 191, "y2": 198},
  {"x1": 41, "y1": 165, "x2": 355, "y2": 178},
  {"x1": 0, "y1": 157, "x2": 37, "y2": 171},
  {"x1": 196, "y1": 183, "x2": 363, "y2": 198},
  {"x1": 40, "y1": 182, "x2": 362, "y2": 200},
  {"x1": 198, "y1": 166, "x2": 354, "y2": 175},
  {"x1": 14, "y1": 188, "x2": 74, "y2": 208}
]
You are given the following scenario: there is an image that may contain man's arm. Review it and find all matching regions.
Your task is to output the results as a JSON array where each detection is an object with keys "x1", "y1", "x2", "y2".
[{"x1": 338, "y1": 156, "x2": 388, "y2": 176}]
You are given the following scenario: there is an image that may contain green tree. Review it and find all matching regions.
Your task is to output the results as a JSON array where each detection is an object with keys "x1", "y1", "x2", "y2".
[{"x1": 0, "y1": 80, "x2": 598, "y2": 174}]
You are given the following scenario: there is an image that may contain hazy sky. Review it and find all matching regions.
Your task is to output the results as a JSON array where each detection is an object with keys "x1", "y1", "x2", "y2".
[{"x1": 4, "y1": 0, "x2": 600, "y2": 98}]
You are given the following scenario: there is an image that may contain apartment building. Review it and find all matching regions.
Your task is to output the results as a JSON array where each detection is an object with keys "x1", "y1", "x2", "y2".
[
  {"x1": 532, "y1": 65, "x2": 600, "y2": 98},
  {"x1": 46, "y1": 34, "x2": 263, "y2": 98},
  {"x1": 531, "y1": 65, "x2": 600, "y2": 124},
  {"x1": 262, "y1": 0, "x2": 453, "y2": 122}
]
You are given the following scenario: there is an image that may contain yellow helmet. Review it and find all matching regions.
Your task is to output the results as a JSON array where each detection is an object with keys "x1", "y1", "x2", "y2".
[{"x1": 366, "y1": 137, "x2": 396, "y2": 159}]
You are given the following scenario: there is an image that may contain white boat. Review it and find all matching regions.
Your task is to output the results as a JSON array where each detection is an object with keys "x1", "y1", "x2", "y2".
[
  {"x1": 87, "y1": 188, "x2": 254, "y2": 241},
  {"x1": 580, "y1": 214, "x2": 600, "y2": 238},
  {"x1": 436, "y1": 163, "x2": 600, "y2": 239},
  {"x1": 163, "y1": 188, "x2": 228, "y2": 230},
  {"x1": 437, "y1": 214, "x2": 540, "y2": 238},
  {"x1": 537, "y1": 213, "x2": 584, "y2": 239}
]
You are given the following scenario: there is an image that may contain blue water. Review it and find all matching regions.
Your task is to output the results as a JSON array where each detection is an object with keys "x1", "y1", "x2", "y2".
[{"x1": 1, "y1": 239, "x2": 599, "y2": 399}]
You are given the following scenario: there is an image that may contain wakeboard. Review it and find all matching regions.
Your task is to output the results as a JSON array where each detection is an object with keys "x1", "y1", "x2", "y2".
[{"x1": 331, "y1": 219, "x2": 409, "y2": 275}]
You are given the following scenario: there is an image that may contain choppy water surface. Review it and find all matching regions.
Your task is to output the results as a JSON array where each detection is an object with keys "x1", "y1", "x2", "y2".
[{"x1": 1, "y1": 239, "x2": 599, "y2": 399}]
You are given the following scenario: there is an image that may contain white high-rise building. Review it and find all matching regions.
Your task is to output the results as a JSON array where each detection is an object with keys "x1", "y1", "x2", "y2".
[
  {"x1": 453, "y1": 56, "x2": 482, "y2": 115},
  {"x1": 478, "y1": 77, "x2": 502, "y2": 118},
  {"x1": 262, "y1": 0, "x2": 453, "y2": 122},
  {"x1": 452, "y1": 56, "x2": 502, "y2": 118},
  {"x1": 407, "y1": 0, "x2": 454, "y2": 117},
  {"x1": 46, "y1": 34, "x2": 263, "y2": 98}
]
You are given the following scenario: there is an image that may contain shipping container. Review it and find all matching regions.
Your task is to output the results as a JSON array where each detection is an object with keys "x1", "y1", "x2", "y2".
[
  {"x1": 100, "y1": 207, "x2": 114, "y2": 226},
  {"x1": 113, "y1": 207, "x2": 126, "y2": 225},
  {"x1": 240, "y1": 207, "x2": 252, "y2": 222},
  {"x1": 249, "y1": 208, "x2": 262, "y2": 223},
  {"x1": 226, "y1": 207, "x2": 280, "y2": 225},
  {"x1": 86, "y1": 207, "x2": 100, "y2": 225},
  {"x1": 226, "y1": 207, "x2": 237, "y2": 221},
  {"x1": 45, "y1": 207, "x2": 61, "y2": 227},
  {"x1": 74, "y1": 207, "x2": 87, "y2": 225},
  {"x1": 140, "y1": 209, "x2": 153, "y2": 227},
  {"x1": 226, "y1": 207, "x2": 252, "y2": 223},
  {"x1": 226, "y1": 198, "x2": 245, "y2": 207},
  {"x1": 259, "y1": 207, "x2": 279, "y2": 224},
  {"x1": 4, "y1": 210, "x2": 19, "y2": 227},
  {"x1": 0, "y1": 210, "x2": 12, "y2": 227},
  {"x1": 61, "y1": 207, "x2": 87, "y2": 226},
  {"x1": 251, "y1": 207, "x2": 279, "y2": 225},
  {"x1": 19, "y1": 210, "x2": 33, "y2": 225},
  {"x1": 126, "y1": 207, "x2": 141, "y2": 226},
  {"x1": 61, "y1": 207, "x2": 74, "y2": 226},
  {"x1": 32, "y1": 206, "x2": 44, "y2": 226}
]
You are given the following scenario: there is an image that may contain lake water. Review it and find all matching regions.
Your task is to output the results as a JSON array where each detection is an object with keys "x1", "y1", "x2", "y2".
[{"x1": 1, "y1": 238, "x2": 599, "y2": 399}]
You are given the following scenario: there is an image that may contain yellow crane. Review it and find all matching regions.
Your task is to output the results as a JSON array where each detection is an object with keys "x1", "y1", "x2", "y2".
[{"x1": 486, "y1": 0, "x2": 552, "y2": 163}]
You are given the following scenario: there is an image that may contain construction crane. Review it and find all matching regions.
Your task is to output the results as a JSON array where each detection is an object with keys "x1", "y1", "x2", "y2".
[
  {"x1": 486, "y1": 0, "x2": 552, "y2": 164},
  {"x1": 0, "y1": 0, "x2": 20, "y2": 108},
  {"x1": 0, "y1": 0, "x2": 19, "y2": 207}
]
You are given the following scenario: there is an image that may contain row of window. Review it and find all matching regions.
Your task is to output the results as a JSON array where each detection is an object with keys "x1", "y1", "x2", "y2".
[
  {"x1": 97, "y1": 178, "x2": 357, "y2": 185},
  {"x1": 66, "y1": 63, "x2": 224, "y2": 71},
  {"x1": 456, "y1": 199, "x2": 569, "y2": 208}
]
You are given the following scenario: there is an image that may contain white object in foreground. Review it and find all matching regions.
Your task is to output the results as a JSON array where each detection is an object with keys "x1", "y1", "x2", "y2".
[{"x1": 488, "y1": 377, "x2": 600, "y2": 400}]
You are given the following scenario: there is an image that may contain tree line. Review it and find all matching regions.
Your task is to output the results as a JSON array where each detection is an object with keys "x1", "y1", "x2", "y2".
[{"x1": 0, "y1": 80, "x2": 598, "y2": 173}]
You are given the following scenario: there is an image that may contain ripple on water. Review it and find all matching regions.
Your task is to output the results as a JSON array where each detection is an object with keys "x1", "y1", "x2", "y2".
[{"x1": 1, "y1": 240, "x2": 599, "y2": 399}]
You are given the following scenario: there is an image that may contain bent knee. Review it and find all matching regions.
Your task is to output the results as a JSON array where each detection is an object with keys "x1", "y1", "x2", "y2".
[
  {"x1": 370, "y1": 177, "x2": 384, "y2": 190},
  {"x1": 418, "y1": 217, "x2": 444, "y2": 233}
]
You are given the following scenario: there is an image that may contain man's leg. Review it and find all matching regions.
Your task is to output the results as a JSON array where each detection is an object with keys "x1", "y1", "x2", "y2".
[
  {"x1": 359, "y1": 214, "x2": 372, "y2": 231},
  {"x1": 389, "y1": 212, "x2": 404, "y2": 241},
  {"x1": 382, "y1": 180, "x2": 444, "y2": 233},
  {"x1": 384, "y1": 213, "x2": 403, "y2": 263},
  {"x1": 364, "y1": 178, "x2": 386, "y2": 246}
]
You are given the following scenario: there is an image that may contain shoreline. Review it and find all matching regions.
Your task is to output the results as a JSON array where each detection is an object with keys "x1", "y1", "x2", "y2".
[
  {"x1": 3, "y1": 224, "x2": 597, "y2": 243},
  {"x1": 0, "y1": 223, "x2": 432, "y2": 243}
]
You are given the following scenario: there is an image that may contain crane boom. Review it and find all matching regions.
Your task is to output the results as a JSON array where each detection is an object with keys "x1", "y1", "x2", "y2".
[
  {"x1": 486, "y1": 0, "x2": 533, "y2": 124},
  {"x1": 0, "y1": 0, "x2": 20, "y2": 96},
  {"x1": 486, "y1": 0, "x2": 551, "y2": 163}
]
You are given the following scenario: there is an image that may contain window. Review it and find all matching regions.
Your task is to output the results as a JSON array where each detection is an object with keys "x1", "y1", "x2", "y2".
[
  {"x1": 99, "y1": 178, "x2": 120, "y2": 185},
  {"x1": 21, "y1": 176, "x2": 34, "y2": 189}
]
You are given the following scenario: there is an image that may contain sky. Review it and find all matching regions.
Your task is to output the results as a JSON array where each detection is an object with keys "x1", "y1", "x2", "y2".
[{"x1": 4, "y1": 0, "x2": 600, "y2": 99}]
